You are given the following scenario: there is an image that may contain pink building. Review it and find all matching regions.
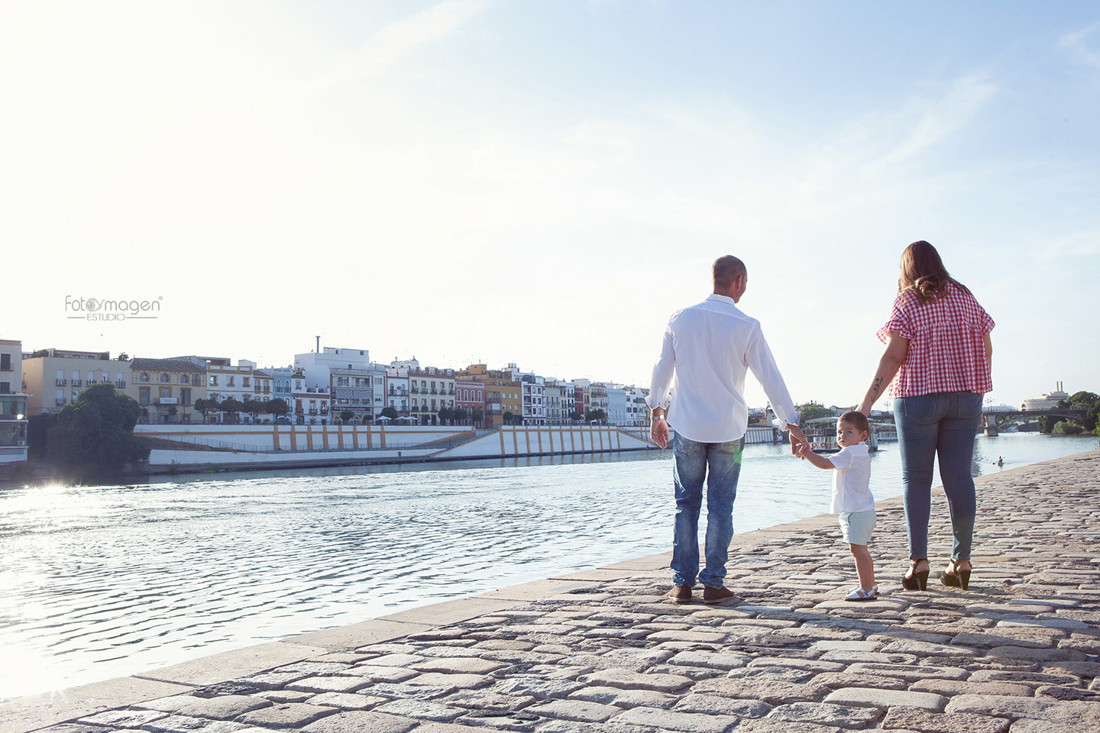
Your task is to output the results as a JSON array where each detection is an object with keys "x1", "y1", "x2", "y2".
[{"x1": 455, "y1": 378, "x2": 485, "y2": 427}]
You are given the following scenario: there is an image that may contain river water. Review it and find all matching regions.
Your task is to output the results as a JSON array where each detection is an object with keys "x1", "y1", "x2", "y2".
[{"x1": 0, "y1": 432, "x2": 1096, "y2": 700}]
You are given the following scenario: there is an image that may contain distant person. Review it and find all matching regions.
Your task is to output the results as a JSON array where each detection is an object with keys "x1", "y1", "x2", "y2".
[
  {"x1": 997, "y1": 456, "x2": 1003, "y2": 467},
  {"x1": 857, "y1": 241, "x2": 994, "y2": 592},
  {"x1": 796, "y1": 412, "x2": 877, "y2": 600},
  {"x1": 648, "y1": 255, "x2": 809, "y2": 604}
]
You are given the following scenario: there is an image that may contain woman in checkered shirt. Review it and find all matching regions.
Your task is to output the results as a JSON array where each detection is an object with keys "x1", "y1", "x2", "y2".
[{"x1": 857, "y1": 241, "x2": 994, "y2": 593}]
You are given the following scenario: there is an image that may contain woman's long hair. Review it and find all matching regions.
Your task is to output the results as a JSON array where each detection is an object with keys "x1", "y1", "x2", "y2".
[{"x1": 898, "y1": 240, "x2": 970, "y2": 303}]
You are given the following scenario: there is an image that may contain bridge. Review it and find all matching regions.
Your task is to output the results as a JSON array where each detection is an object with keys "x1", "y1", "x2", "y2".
[{"x1": 981, "y1": 408, "x2": 1087, "y2": 436}]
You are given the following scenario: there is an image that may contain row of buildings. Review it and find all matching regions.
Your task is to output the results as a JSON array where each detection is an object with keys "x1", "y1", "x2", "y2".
[{"x1": 0, "y1": 340, "x2": 657, "y2": 465}]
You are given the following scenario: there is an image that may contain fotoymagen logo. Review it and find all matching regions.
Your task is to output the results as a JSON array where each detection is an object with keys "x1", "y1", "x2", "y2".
[{"x1": 65, "y1": 295, "x2": 163, "y2": 321}]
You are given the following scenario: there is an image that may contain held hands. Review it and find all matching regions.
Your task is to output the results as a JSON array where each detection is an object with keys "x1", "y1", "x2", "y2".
[{"x1": 787, "y1": 424, "x2": 809, "y2": 457}]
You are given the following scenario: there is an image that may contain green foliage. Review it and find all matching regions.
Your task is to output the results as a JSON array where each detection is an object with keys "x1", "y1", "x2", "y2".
[
  {"x1": 340, "y1": 410, "x2": 354, "y2": 423},
  {"x1": 799, "y1": 403, "x2": 833, "y2": 425},
  {"x1": 46, "y1": 383, "x2": 149, "y2": 479},
  {"x1": 265, "y1": 398, "x2": 290, "y2": 418},
  {"x1": 1066, "y1": 391, "x2": 1099, "y2": 410},
  {"x1": 471, "y1": 407, "x2": 484, "y2": 425},
  {"x1": 584, "y1": 409, "x2": 607, "y2": 423},
  {"x1": 1052, "y1": 420, "x2": 1085, "y2": 435},
  {"x1": 1038, "y1": 415, "x2": 1056, "y2": 434},
  {"x1": 380, "y1": 406, "x2": 398, "y2": 419}
]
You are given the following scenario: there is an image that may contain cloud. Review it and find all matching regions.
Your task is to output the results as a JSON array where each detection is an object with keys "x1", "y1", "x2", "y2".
[
  {"x1": 1059, "y1": 23, "x2": 1100, "y2": 71},
  {"x1": 315, "y1": 0, "x2": 492, "y2": 92}
]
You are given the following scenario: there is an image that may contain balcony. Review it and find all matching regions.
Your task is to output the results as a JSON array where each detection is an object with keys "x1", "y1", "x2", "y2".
[
  {"x1": 72, "y1": 379, "x2": 83, "y2": 387},
  {"x1": 56, "y1": 379, "x2": 67, "y2": 386},
  {"x1": 116, "y1": 380, "x2": 126, "y2": 388},
  {"x1": 157, "y1": 397, "x2": 179, "y2": 405}
]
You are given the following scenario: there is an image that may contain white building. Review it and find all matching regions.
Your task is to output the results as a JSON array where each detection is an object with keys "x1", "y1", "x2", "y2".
[
  {"x1": 384, "y1": 366, "x2": 410, "y2": 415},
  {"x1": 606, "y1": 385, "x2": 627, "y2": 426},
  {"x1": 295, "y1": 346, "x2": 372, "y2": 390},
  {"x1": 1021, "y1": 382, "x2": 1070, "y2": 411},
  {"x1": 0, "y1": 339, "x2": 29, "y2": 467}
]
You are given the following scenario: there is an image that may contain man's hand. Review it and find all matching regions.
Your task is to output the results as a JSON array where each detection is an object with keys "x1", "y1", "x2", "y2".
[
  {"x1": 787, "y1": 423, "x2": 808, "y2": 455},
  {"x1": 651, "y1": 416, "x2": 669, "y2": 449}
]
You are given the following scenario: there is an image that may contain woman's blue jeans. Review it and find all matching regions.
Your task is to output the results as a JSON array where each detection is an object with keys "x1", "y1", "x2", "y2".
[
  {"x1": 671, "y1": 434, "x2": 744, "y2": 588},
  {"x1": 894, "y1": 391, "x2": 983, "y2": 562}
]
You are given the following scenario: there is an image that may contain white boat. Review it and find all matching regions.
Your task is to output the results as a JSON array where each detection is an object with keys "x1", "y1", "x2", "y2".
[{"x1": 802, "y1": 417, "x2": 881, "y2": 453}]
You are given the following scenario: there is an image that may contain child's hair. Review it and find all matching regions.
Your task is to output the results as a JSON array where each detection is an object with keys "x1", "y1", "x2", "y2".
[{"x1": 839, "y1": 410, "x2": 870, "y2": 435}]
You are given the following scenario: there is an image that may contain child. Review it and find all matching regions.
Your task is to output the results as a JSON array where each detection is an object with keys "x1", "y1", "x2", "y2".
[{"x1": 797, "y1": 411, "x2": 877, "y2": 601}]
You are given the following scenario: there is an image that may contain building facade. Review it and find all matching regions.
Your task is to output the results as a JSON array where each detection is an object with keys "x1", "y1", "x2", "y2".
[
  {"x1": 20, "y1": 348, "x2": 127, "y2": 416},
  {"x1": 408, "y1": 366, "x2": 455, "y2": 426},
  {"x1": 0, "y1": 339, "x2": 29, "y2": 467},
  {"x1": 128, "y1": 357, "x2": 207, "y2": 424},
  {"x1": 457, "y1": 364, "x2": 521, "y2": 427}
]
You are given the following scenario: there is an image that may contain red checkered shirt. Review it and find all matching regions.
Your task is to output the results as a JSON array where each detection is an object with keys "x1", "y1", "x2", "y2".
[{"x1": 877, "y1": 282, "x2": 995, "y2": 398}]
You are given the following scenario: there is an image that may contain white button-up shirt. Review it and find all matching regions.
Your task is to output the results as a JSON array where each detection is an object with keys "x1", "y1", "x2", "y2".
[{"x1": 647, "y1": 294, "x2": 800, "y2": 443}]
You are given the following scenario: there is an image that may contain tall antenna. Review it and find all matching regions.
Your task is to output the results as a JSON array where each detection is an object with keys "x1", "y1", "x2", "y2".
[{"x1": 316, "y1": 335, "x2": 320, "y2": 353}]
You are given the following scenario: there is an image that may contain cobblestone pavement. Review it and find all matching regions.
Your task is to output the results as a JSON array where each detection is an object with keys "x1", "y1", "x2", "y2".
[{"x1": 3, "y1": 451, "x2": 1099, "y2": 733}]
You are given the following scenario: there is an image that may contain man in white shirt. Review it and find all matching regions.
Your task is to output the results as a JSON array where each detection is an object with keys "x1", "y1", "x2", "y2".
[{"x1": 648, "y1": 255, "x2": 808, "y2": 604}]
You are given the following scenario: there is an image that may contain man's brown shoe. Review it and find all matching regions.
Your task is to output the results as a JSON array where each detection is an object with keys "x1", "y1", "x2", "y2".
[
  {"x1": 702, "y1": 586, "x2": 736, "y2": 604},
  {"x1": 668, "y1": 584, "x2": 692, "y2": 603}
]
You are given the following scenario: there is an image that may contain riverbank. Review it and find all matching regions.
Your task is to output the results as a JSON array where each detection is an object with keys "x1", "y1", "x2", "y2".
[{"x1": 3, "y1": 449, "x2": 1098, "y2": 732}]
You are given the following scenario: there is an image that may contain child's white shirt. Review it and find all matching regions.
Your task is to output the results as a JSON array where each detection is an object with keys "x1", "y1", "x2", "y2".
[{"x1": 828, "y1": 441, "x2": 874, "y2": 514}]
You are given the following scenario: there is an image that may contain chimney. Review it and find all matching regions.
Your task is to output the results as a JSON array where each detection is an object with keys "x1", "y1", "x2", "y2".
[{"x1": 316, "y1": 335, "x2": 320, "y2": 353}]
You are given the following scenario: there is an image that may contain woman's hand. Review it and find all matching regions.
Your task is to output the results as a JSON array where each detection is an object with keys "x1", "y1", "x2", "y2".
[{"x1": 858, "y1": 332, "x2": 909, "y2": 415}]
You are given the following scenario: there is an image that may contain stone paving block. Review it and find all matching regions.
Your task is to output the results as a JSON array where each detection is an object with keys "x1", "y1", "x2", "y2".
[
  {"x1": 236, "y1": 702, "x2": 339, "y2": 728},
  {"x1": 665, "y1": 650, "x2": 750, "y2": 670},
  {"x1": 767, "y1": 701, "x2": 883, "y2": 727},
  {"x1": 351, "y1": 664, "x2": 420, "y2": 682},
  {"x1": 526, "y1": 699, "x2": 622, "y2": 722},
  {"x1": 366, "y1": 682, "x2": 455, "y2": 700},
  {"x1": 300, "y1": 710, "x2": 417, "y2": 733},
  {"x1": 824, "y1": 687, "x2": 945, "y2": 710},
  {"x1": 810, "y1": 672, "x2": 908, "y2": 690},
  {"x1": 843, "y1": 662, "x2": 968, "y2": 681},
  {"x1": 1008, "y1": 719, "x2": 1100, "y2": 733},
  {"x1": 406, "y1": 672, "x2": 493, "y2": 689},
  {"x1": 411, "y1": 657, "x2": 508, "y2": 675},
  {"x1": 644, "y1": 629, "x2": 729, "y2": 643},
  {"x1": 243, "y1": 670, "x2": 311, "y2": 689},
  {"x1": 733, "y1": 720, "x2": 841, "y2": 733},
  {"x1": 373, "y1": 698, "x2": 464, "y2": 722},
  {"x1": 492, "y1": 676, "x2": 586, "y2": 700},
  {"x1": 171, "y1": 694, "x2": 273, "y2": 719},
  {"x1": 727, "y1": 665, "x2": 816, "y2": 683},
  {"x1": 455, "y1": 711, "x2": 543, "y2": 731},
  {"x1": 818, "y1": 650, "x2": 919, "y2": 665},
  {"x1": 612, "y1": 706, "x2": 738, "y2": 732},
  {"x1": 308, "y1": 692, "x2": 388, "y2": 709},
  {"x1": 672, "y1": 693, "x2": 772, "y2": 717},
  {"x1": 747, "y1": 657, "x2": 845, "y2": 673},
  {"x1": 289, "y1": 675, "x2": 373, "y2": 693},
  {"x1": 879, "y1": 639, "x2": 980, "y2": 656},
  {"x1": 944, "y1": 694, "x2": 1059, "y2": 718},
  {"x1": 909, "y1": 679, "x2": 1035, "y2": 697},
  {"x1": 952, "y1": 630, "x2": 1065, "y2": 649},
  {"x1": 881, "y1": 706, "x2": 1009, "y2": 733},
  {"x1": 987, "y1": 645, "x2": 1088, "y2": 662},
  {"x1": 261, "y1": 689, "x2": 314, "y2": 703},
  {"x1": 77, "y1": 709, "x2": 169, "y2": 727},
  {"x1": 414, "y1": 724, "x2": 505, "y2": 733},
  {"x1": 968, "y1": 670, "x2": 1081, "y2": 686},
  {"x1": 808, "y1": 640, "x2": 884, "y2": 654},
  {"x1": 441, "y1": 690, "x2": 537, "y2": 712},
  {"x1": 694, "y1": 677, "x2": 828, "y2": 704},
  {"x1": 141, "y1": 715, "x2": 249, "y2": 732},
  {"x1": 580, "y1": 668, "x2": 693, "y2": 692},
  {"x1": 365, "y1": 653, "x2": 425, "y2": 668},
  {"x1": 568, "y1": 685, "x2": 679, "y2": 709}
]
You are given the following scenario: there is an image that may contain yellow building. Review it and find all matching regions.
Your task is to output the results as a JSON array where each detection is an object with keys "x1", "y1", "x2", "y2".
[
  {"x1": 128, "y1": 357, "x2": 208, "y2": 424},
  {"x1": 456, "y1": 364, "x2": 521, "y2": 427}
]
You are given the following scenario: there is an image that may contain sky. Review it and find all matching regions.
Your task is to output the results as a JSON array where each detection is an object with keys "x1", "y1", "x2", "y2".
[{"x1": 3, "y1": 0, "x2": 1098, "y2": 410}]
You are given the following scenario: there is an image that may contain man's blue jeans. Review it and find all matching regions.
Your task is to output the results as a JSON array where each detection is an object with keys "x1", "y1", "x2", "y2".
[
  {"x1": 894, "y1": 391, "x2": 983, "y2": 562},
  {"x1": 671, "y1": 434, "x2": 744, "y2": 588}
]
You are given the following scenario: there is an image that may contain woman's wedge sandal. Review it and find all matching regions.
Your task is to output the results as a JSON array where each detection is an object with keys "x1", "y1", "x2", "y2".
[{"x1": 901, "y1": 559, "x2": 929, "y2": 591}]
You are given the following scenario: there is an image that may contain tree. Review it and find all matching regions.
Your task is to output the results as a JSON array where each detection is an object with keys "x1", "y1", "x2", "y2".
[
  {"x1": 265, "y1": 398, "x2": 290, "y2": 422},
  {"x1": 242, "y1": 398, "x2": 265, "y2": 423},
  {"x1": 219, "y1": 397, "x2": 244, "y2": 424},
  {"x1": 381, "y1": 406, "x2": 398, "y2": 419},
  {"x1": 471, "y1": 407, "x2": 484, "y2": 427},
  {"x1": 585, "y1": 409, "x2": 607, "y2": 423},
  {"x1": 46, "y1": 383, "x2": 149, "y2": 480},
  {"x1": 194, "y1": 398, "x2": 216, "y2": 424},
  {"x1": 570, "y1": 410, "x2": 584, "y2": 422},
  {"x1": 340, "y1": 410, "x2": 354, "y2": 424},
  {"x1": 438, "y1": 406, "x2": 453, "y2": 425},
  {"x1": 1053, "y1": 420, "x2": 1085, "y2": 435},
  {"x1": 1038, "y1": 415, "x2": 1056, "y2": 434},
  {"x1": 452, "y1": 407, "x2": 468, "y2": 425},
  {"x1": 116, "y1": 352, "x2": 129, "y2": 361},
  {"x1": 799, "y1": 403, "x2": 833, "y2": 425}
]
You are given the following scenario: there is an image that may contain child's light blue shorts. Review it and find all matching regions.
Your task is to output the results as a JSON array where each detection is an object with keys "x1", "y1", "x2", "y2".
[{"x1": 839, "y1": 509, "x2": 876, "y2": 546}]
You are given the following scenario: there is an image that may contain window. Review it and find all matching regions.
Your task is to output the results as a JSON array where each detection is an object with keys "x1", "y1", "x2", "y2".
[
  {"x1": 56, "y1": 370, "x2": 65, "y2": 383},
  {"x1": 141, "y1": 372, "x2": 150, "y2": 382},
  {"x1": 56, "y1": 389, "x2": 64, "y2": 404},
  {"x1": 0, "y1": 382, "x2": 9, "y2": 394},
  {"x1": 160, "y1": 387, "x2": 171, "y2": 398},
  {"x1": 180, "y1": 374, "x2": 189, "y2": 384},
  {"x1": 228, "y1": 376, "x2": 235, "y2": 387},
  {"x1": 0, "y1": 353, "x2": 9, "y2": 371},
  {"x1": 116, "y1": 373, "x2": 125, "y2": 386},
  {"x1": 181, "y1": 388, "x2": 191, "y2": 405},
  {"x1": 139, "y1": 388, "x2": 150, "y2": 404},
  {"x1": 160, "y1": 373, "x2": 169, "y2": 382},
  {"x1": 88, "y1": 371, "x2": 95, "y2": 383},
  {"x1": 101, "y1": 372, "x2": 109, "y2": 383},
  {"x1": 243, "y1": 377, "x2": 250, "y2": 388},
  {"x1": 209, "y1": 376, "x2": 219, "y2": 387}
]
